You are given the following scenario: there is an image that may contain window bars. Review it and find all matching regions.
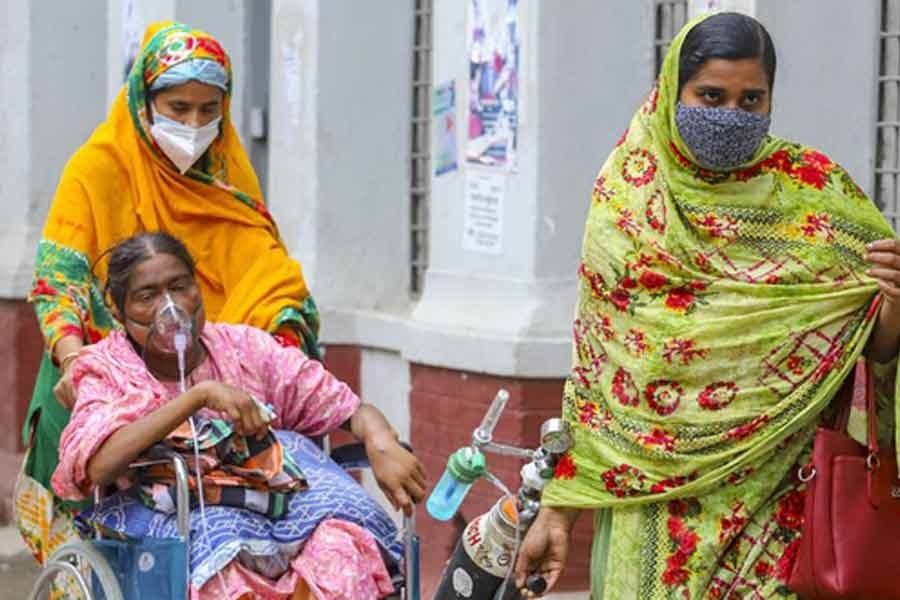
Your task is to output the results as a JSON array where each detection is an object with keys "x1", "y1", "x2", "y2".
[
  {"x1": 410, "y1": 0, "x2": 433, "y2": 297},
  {"x1": 654, "y1": 0, "x2": 689, "y2": 77},
  {"x1": 877, "y1": 0, "x2": 900, "y2": 230}
]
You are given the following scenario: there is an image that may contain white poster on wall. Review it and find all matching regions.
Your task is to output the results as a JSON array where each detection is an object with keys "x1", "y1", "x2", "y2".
[
  {"x1": 466, "y1": 0, "x2": 520, "y2": 171},
  {"x1": 463, "y1": 170, "x2": 505, "y2": 255}
]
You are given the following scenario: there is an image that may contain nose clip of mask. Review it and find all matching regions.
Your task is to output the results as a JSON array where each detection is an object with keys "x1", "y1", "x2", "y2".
[{"x1": 150, "y1": 293, "x2": 194, "y2": 354}]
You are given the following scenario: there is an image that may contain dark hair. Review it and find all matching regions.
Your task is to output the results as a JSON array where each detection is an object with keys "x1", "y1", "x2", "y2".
[
  {"x1": 678, "y1": 12, "x2": 776, "y2": 93},
  {"x1": 104, "y1": 231, "x2": 196, "y2": 316}
]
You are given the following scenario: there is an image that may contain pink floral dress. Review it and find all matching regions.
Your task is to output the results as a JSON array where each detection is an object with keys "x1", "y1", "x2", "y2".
[{"x1": 53, "y1": 322, "x2": 395, "y2": 600}]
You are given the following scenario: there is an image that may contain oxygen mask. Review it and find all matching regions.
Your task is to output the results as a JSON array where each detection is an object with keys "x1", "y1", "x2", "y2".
[{"x1": 147, "y1": 292, "x2": 195, "y2": 355}]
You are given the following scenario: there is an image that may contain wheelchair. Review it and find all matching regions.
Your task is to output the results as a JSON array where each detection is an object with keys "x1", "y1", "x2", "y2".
[{"x1": 27, "y1": 442, "x2": 421, "y2": 600}]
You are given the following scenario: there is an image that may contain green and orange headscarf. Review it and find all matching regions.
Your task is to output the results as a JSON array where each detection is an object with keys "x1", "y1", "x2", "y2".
[{"x1": 33, "y1": 21, "x2": 320, "y2": 358}]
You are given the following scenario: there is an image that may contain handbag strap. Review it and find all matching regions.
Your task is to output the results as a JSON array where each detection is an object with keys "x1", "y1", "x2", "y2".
[
  {"x1": 865, "y1": 359, "x2": 880, "y2": 463},
  {"x1": 834, "y1": 359, "x2": 879, "y2": 455},
  {"x1": 834, "y1": 372, "x2": 854, "y2": 433},
  {"x1": 851, "y1": 359, "x2": 881, "y2": 464},
  {"x1": 798, "y1": 358, "x2": 881, "y2": 484}
]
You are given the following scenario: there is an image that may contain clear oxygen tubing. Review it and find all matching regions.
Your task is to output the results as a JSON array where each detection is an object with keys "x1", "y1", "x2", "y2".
[
  {"x1": 481, "y1": 471, "x2": 520, "y2": 600},
  {"x1": 171, "y1": 319, "x2": 230, "y2": 596}
]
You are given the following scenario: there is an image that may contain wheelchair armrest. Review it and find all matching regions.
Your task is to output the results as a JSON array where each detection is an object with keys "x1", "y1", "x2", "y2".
[
  {"x1": 93, "y1": 454, "x2": 192, "y2": 541},
  {"x1": 329, "y1": 442, "x2": 413, "y2": 472},
  {"x1": 168, "y1": 454, "x2": 191, "y2": 541},
  {"x1": 126, "y1": 455, "x2": 192, "y2": 541}
]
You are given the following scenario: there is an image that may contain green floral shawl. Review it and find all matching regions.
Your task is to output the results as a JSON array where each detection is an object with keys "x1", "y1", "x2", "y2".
[{"x1": 542, "y1": 14, "x2": 896, "y2": 513}]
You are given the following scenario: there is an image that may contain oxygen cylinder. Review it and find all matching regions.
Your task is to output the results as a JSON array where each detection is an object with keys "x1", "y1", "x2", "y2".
[{"x1": 433, "y1": 496, "x2": 523, "y2": 600}]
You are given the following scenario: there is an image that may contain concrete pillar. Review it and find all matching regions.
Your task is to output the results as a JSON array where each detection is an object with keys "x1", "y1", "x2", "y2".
[
  {"x1": 0, "y1": 0, "x2": 37, "y2": 301},
  {"x1": 406, "y1": 0, "x2": 651, "y2": 377},
  {"x1": 0, "y1": 1, "x2": 107, "y2": 461},
  {"x1": 756, "y1": 0, "x2": 880, "y2": 197},
  {"x1": 267, "y1": 0, "x2": 413, "y2": 316},
  {"x1": 688, "y1": 0, "x2": 879, "y2": 199},
  {"x1": 688, "y1": 0, "x2": 756, "y2": 17},
  {"x1": 0, "y1": 1, "x2": 107, "y2": 300},
  {"x1": 409, "y1": 1, "x2": 652, "y2": 594},
  {"x1": 106, "y1": 0, "x2": 177, "y2": 106},
  {"x1": 266, "y1": 1, "x2": 415, "y2": 533}
]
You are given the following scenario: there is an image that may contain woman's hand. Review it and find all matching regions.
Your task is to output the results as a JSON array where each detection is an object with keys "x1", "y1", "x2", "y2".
[
  {"x1": 196, "y1": 381, "x2": 269, "y2": 439},
  {"x1": 53, "y1": 336, "x2": 84, "y2": 410},
  {"x1": 866, "y1": 239, "x2": 900, "y2": 301},
  {"x1": 53, "y1": 368, "x2": 78, "y2": 410},
  {"x1": 366, "y1": 431, "x2": 427, "y2": 516},
  {"x1": 346, "y1": 403, "x2": 427, "y2": 515},
  {"x1": 865, "y1": 240, "x2": 900, "y2": 361},
  {"x1": 514, "y1": 506, "x2": 580, "y2": 597},
  {"x1": 86, "y1": 381, "x2": 211, "y2": 488}
]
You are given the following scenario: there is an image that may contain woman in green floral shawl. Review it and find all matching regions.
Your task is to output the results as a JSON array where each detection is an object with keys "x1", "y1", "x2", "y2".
[{"x1": 516, "y1": 13, "x2": 900, "y2": 599}]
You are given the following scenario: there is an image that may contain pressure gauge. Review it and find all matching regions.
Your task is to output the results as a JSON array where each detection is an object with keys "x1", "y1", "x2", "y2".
[{"x1": 539, "y1": 418, "x2": 572, "y2": 454}]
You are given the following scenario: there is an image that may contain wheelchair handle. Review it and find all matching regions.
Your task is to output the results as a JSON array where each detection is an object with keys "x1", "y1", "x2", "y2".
[{"x1": 170, "y1": 453, "x2": 191, "y2": 541}]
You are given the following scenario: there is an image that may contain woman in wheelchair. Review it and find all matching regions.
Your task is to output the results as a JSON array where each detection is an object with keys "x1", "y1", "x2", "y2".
[{"x1": 51, "y1": 231, "x2": 426, "y2": 599}]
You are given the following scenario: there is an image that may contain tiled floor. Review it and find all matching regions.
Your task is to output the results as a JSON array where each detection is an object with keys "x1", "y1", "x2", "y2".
[{"x1": 0, "y1": 525, "x2": 40, "y2": 599}]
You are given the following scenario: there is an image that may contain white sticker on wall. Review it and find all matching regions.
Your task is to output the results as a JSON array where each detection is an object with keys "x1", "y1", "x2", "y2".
[
  {"x1": 688, "y1": 0, "x2": 756, "y2": 17},
  {"x1": 463, "y1": 170, "x2": 505, "y2": 255},
  {"x1": 282, "y1": 40, "x2": 303, "y2": 128},
  {"x1": 122, "y1": 0, "x2": 144, "y2": 80}
]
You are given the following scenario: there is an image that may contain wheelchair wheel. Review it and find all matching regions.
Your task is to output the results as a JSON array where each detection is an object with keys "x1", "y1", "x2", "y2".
[{"x1": 28, "y1": 541, "x2": 123, "y2": 600}]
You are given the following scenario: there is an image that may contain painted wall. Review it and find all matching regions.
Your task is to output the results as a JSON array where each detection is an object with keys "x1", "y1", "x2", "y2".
[
  {"x1": 689, "y1": 0, "x2": 757, "y2": 16},
  {"x1": 756, "y1": 0, "x2": 880, "y2": 197},
  {"x1": 406, "y1": 0, "x2": 652, "y2": 377},
  {"x1": 0, "y1": 1, "x2": 107, "y2": 299},
  {"x1": 689, "y1": 0, "x2": 880, "y2": 197},
  {"x1": 532, "y1": 1, "x2": 653, "y2": 280},
  {"x1": 0, "y1": 1, "x2": 266, "y2": 302},
  {"x1": 0, "y1": 0, "x2": 35, "y2": 300},
  {"x1": 267, "y1": 0, "x2": 412, "y2": 316},
  {"x1": 106, "y1": 0, "x2": 177, "y2": 108}
]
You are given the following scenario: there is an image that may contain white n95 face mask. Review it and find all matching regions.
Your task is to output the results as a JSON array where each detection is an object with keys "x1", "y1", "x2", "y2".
[{"x1": 150, "y1": 107, "x2": 222, "y2": 174}]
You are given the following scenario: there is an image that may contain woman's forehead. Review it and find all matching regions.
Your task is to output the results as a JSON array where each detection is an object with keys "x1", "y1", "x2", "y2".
[
  {"x1": 129, "y1": 253, "x2": 191, "y2": 288},
  {"x1": 688, "y1": 58, "x2": 769, "y2": 90},
  {"x1": 154, "y1": 80, "x2": 224, "y2": 103}
]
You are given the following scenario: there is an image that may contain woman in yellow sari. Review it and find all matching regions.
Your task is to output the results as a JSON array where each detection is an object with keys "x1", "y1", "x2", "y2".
[
  {"x1": 516, "y1": 13, "x2": 900, "y2": 599},
  {"x1": 15, "y1": 21, "x2": 321, "y2": 565}
]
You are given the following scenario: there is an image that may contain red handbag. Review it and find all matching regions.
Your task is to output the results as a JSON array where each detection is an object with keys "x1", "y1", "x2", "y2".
[{"x1": 788, "y1": 359, "x2": 900, "y2": 599}]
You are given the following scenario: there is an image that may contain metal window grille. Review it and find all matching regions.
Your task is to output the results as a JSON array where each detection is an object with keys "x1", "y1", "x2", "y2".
[
  {"x1": 877, "y1": 0, "x2": 900, "y2": 229},
  {"x1": 410, "y1": 0, "x2": 433, "y2": 298},
  {"x1": 654, "y1": 0, "x2": 689, "y2": 77}
]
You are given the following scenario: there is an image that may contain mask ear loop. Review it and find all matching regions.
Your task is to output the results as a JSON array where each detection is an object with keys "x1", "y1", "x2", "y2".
[
  {"x1": 94, "y1": 245, "x2": 158, "y2": 364},
  {"x1": 94, "y1": 245, "x2": 118, "y2": 321}
]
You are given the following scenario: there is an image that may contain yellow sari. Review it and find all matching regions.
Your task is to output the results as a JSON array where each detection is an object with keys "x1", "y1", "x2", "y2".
[{"x1": 16, "y1": 22, "x2": 320, "y2": 568}]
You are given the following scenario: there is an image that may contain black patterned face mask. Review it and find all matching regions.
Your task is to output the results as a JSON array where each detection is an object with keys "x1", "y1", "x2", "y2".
[{"x1": 675, "y1": 103, "x2": 771, "y2": 171}]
